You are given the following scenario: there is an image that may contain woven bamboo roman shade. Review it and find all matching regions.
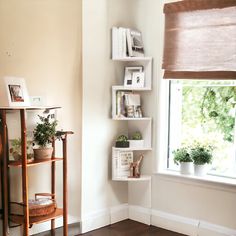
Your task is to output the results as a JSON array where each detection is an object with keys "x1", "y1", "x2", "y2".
[{"x1": 162, "y1": 0, "x2": 236, "y2": 79}]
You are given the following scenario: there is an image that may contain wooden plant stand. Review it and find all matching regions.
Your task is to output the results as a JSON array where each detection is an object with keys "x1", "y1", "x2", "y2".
[{"x1": 0, "y1": 107, "x2": 73, "y2": 236}]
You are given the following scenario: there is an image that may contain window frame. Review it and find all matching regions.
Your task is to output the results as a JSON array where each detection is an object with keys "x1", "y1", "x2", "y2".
[{"x1": 156, "y1": 78, "x2": 236, "y2": 188}]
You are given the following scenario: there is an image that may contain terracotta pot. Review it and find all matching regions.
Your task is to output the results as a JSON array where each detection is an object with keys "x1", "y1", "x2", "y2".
[{"x1": 33, "y1": 147, "x2": 53, "y2": 160}]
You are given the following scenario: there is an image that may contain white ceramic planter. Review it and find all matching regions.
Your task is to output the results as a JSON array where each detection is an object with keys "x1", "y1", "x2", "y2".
[
  {"x1": 194, "y1": 164, "x2": 208, "y2": 176},
  {"x1": 128, "y1": 140, "x2": 144, "y2": 149},
  {"x1": 180, "y1": 162, "x2": 193, "y2": 175}
]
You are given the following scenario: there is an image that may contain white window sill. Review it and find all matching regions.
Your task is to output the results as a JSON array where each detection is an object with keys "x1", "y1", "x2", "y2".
[{"x1": 155, "y1": 169, "x2": 236, "y2": 192}]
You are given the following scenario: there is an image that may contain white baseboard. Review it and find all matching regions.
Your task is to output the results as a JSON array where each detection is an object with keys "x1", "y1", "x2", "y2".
[
  {"x1": 151, "y1": 209, "x2": 199, "y2": 236},
  {"x1": 151, "y1": 209, "x2": 236, "y2": 236},
  {"x1": 81, "y1": 205, "x2": 236, "y2": 236},
  {"x1": 129, "y1": 205, "x2": 151, "y2": 225},
  {"x1": 199, "y1": 221, "x2": 236, "y2": 236},
  {"x1": 110, "y1": 203, "x2": 129, "y2": 224},
  {"x1": 81, "y1": 204, "x2": 129, "y2": 233},
  {"x1": 81, "y1": 208, "x2": 111, "y2": 233}
]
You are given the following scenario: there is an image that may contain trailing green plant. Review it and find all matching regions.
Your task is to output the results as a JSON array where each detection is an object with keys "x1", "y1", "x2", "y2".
[
  {"x1": 116, "y1": 135, "x2": 128, "y2": 142},
  {"x1": 33, "y1": 115, "x2": 57, "y2": 147},
  {"x1": 173, "y1": 147, "x2": 192, "y2": 165},
  {"x1": 190, "y1": 144, "x2": 213, "y2": 165},
  {"x1": 131, "y1": 131, "x2": 142, "y2": 140}
]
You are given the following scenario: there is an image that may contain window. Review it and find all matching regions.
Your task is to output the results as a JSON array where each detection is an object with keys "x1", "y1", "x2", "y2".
[{"x1": 168, "y1": 80, "x2": 236, "y2": 178}]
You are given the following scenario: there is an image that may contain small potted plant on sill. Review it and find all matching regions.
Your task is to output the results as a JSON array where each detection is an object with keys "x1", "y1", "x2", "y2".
[
  {"x1": 115, "y1": 135, "x2": 129, "y2": 148},
  {"x1": 173, "y1": 147, "x2": 193, "y2": 175},
  {"x1": 190, "y1": 144, "x2": 213, "y2": 176},
  {"x1": 129, "y1": 131, "x2": 144, "y2": 149},
  {"x1": 33, "y1": 115, "x2": 57, "y2": 160}
]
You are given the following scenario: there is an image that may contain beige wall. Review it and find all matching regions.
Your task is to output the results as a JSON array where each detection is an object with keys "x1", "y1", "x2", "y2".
[
  {"x1": 0, "y1": 0, "x2": 82, "y2": 234},
  {"x1": 131, "y1": 0, "x2": 236, "y2": 230},
  {"x1": 81, "y1": 0, "x2": 132, "y2": 221}
]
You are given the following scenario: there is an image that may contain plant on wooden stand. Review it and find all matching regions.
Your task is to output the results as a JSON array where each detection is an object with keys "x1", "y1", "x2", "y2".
[
  {"x1": 33, "y1": 115, "x2": 57, "y2": 160},
  {"x1": 173, "y1": 147, "x2": 193, "y2": 175},
  {"x1": 9, "y1": 138, "x2": 33, "y2": 162}
]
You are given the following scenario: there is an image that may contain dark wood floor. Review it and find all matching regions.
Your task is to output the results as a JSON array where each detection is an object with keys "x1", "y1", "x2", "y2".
[{"x1": 77, "y1": 220, "x2": 186, "y2": 236}]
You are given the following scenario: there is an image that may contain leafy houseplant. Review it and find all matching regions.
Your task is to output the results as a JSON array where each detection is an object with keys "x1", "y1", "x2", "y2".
[
  {"x1": 9, "y1": 138, "x2": 33, "y2": 161},
  {"x1": 115, "y1": 135, "x2": 129, "y2": 148},
  {"x1": 129, "y1": 131, "x2": 144, "y2": 149},
  {"x1": 173, "y1": 147, "x2": 193, "y2": 175},
  {"x1": 33, "y1": 115, "x2": 57, "y2": 160},
  {"x1": 190, "y1": 144, "x2": 213, "y2": 176}
]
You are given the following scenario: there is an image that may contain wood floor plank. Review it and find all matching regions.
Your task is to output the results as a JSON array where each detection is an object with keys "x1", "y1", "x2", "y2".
[
  {"x1": 77, "y1": 220, "x2": 186, "y2": 236},
  {"x1": 34, "y1": 220, "x2": 186, "y2": 236}
]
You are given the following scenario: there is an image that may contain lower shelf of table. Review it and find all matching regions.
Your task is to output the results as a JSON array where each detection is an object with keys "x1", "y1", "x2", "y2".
[{"x1": 9, "y1": 208, "x2": 63, "y2": 225}]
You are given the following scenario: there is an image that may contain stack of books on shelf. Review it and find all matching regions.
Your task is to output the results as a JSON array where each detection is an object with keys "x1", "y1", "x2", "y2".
[
  {"x1": 112, "y1": 150, "x2": 133, "y2": 179},
  {"x1": 112, "y1": 27, "x2": 144, "y2": 59},
  {"x1": 116, "y1": 91, "x2": 142, "y2": 118}
]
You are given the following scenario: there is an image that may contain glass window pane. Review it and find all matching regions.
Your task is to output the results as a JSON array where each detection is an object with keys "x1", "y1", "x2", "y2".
[{"x1": 168, "y1": 80, "x2": 236, "y2": 178}]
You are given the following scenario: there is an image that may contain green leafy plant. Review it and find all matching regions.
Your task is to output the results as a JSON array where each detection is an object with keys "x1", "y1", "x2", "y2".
[
  {"x1": 116, "y1": 135, "x2": 128, "y2": 142},
  {"x1": 173, "y1": 147, "x2": 192, "y2": 165},
  {"x1": 131, "y1": 131, "x2": 142, "y2": 140},
  {"x1": 9, "y1": 138, "x2": 33, "y2": 160},
  {"x1": 190, "y1": 144, "x2": 213, "y2": 165},
  {"x1": 33, "y1": 115, "x2": 57, "y2": 148}
]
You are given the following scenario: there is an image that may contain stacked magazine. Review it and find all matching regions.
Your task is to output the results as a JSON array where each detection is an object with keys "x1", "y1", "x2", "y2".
[
  {"x1": 112, "y1": 150, "x2": 133, "y2": 179},
  {"x1": 112, "y1": 27, "x2": 144, "y2": 59}
]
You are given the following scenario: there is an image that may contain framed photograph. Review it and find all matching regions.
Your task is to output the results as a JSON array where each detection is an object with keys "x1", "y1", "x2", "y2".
[
  {"x1": 132, "y1": 72, "x2": 145, "y2": 88},
  {"x1": 3, "y1": 77, "x2": 30, "y2": 107},
  {"x1": 124, "y1": 66, "x2": 143, "y2": 87}
]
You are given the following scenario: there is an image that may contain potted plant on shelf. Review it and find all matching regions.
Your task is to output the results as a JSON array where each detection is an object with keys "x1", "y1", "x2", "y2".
[
  {"x1": 173, "y1": 147, "x2": 193, "y2": 175},
  {"x1": 190, "y1": 144, "x2": 213, "y2": 176},
  {"x1": 129, "y1": 131, "x2": 144, "y2": 149},
  {"x1": 115, "y1": 135, "x2": 129, "y2": 148},
  {"x1": 9, "y1": 138, "x2": 34, "y2": 162},
  {"x1": 33, "y1": 115, "x2": 57, "y2": 160}
]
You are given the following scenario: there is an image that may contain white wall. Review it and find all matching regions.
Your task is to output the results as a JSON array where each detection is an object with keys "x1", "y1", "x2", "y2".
[
  {"x1": 0, "y1": 0, "x2": 82, "y2": 234},
  {"x1": 81, "y1": 0, "x2": 136, "y2": 231},
  {"x1": 131, "y1": 0, "x2": 236, "y2": 233}
]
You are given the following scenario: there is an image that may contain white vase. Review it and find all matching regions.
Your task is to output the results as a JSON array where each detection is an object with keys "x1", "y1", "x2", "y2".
[
  {"x1": 128, "y1": 140, "x2": 144, "y2": 149},
  {"x1": 180, "y1": 162, "x2": 193, "y2": 175},
  {"x1": 194, "y1": 164, "x2": 208, "y2": 176}
]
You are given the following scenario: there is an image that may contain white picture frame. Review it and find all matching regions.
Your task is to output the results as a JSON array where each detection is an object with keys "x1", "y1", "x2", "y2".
[
  {"x1": 124, "y1": 66, "x2": 143, "y2": 87},
  {"x1": 132, "y1": 72, "x2": 145, "y2": 88},
  {"x1": 1, "y1": 77, "x2": 30, "y2": 107}
]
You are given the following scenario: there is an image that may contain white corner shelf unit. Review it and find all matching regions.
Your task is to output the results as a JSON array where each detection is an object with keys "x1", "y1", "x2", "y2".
[{"x1": 111, "y1": 55, "x2": 152, "y2": 181}]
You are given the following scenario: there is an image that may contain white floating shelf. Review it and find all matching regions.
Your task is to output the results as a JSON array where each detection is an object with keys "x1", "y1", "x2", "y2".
[
  {"x1": 112, "y1": 57, "x2": 152, "y2": 62},
  {"x1": 112, "y1": 86, "x2": 151, "y2": 91},
  {"x1": 112, "y1": 117, "x2": 152, "y2": 121},
  {"x1": 112, "y1": 175, "x2": 151, "y2": 181},
  {"x1": 112, "y1": 147, "x2": 152, "y2": 151}
]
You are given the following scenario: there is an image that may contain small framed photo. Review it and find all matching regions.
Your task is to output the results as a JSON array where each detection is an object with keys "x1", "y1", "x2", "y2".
[
  {"x1": 132, "y1": 72, "x2": 145, "y2": 88},
  {"x1": 3, "y1": 77, "x2": 30, "y2": 107},
  {"x1": 124, "y1": 66, "x2": 143, "y2": 87}
]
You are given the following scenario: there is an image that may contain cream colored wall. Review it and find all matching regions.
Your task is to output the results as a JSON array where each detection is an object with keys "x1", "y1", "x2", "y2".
[
  {"x1": 0, "y1": 0, "x2": 82, "y2": 234},
  {"x1": 131, "y1": 0, "x2": 236, "y2": 230},
  {"x1": 81, "y1": 0, "x2": 134, "y2": 220}
]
